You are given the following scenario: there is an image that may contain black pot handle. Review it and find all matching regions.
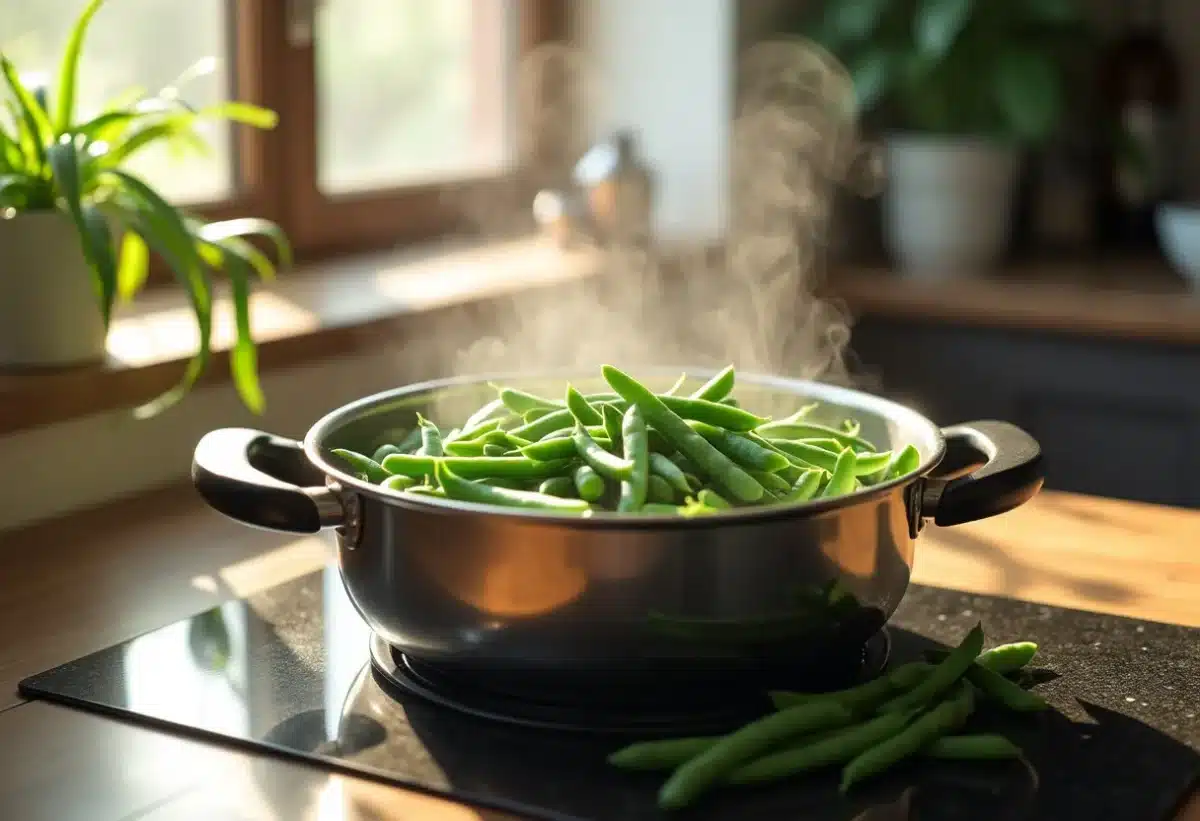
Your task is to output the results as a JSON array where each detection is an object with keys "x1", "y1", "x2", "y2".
[
  {"x1": 924, "y1": 420, "x2": 1044, "y2": 527},
  {"x1": 192, "y1": 428, "x2": 344, "y2": 533}
]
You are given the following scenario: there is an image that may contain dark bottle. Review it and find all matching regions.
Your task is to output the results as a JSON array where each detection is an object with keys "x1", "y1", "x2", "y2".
[{"x1": 1095, "y1": 0, "x2": 1181, "y2": 251}]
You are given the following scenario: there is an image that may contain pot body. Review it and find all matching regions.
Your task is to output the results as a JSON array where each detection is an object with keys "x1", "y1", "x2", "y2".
[
  {"x1": 0, "y1": 211, "x2": 107, "y2": 367},
  {"x1": 883, "y1": 134, "x2": 1020, "y2": 278},
  {"x1": 193, "y1": 370, "x2": 1044, "y2": 676}
]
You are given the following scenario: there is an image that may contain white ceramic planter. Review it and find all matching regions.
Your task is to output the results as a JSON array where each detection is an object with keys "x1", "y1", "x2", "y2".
[
  {"x1": 882, "y1": 134, "x2": 1020, "y2": 278},
  {"x1": 0, "y1": 211, "x2": 107, "y2": 368}
]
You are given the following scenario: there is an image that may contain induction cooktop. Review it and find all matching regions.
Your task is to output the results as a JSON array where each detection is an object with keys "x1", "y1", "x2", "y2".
[{"x1": 18, "y1": 566, "x2": 1200, "y2": 821}]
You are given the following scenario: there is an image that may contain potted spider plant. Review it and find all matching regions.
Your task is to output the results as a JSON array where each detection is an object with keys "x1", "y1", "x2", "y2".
[
  {"x1": 0, "y1": 0, "x2": 290, "y2": 417},
  {"x1": 804, "y1": 0, "x2": 1089, "y2": 277}
]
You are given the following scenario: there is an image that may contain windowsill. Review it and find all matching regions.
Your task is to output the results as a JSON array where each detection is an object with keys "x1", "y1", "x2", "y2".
[{"x1": 0, "y1": 236, "x2": 601, "y2": 436}]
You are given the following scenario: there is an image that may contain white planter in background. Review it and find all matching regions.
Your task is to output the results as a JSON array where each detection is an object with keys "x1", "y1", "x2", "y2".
[
  {"x1": 0, "y1": 210, "x2": 107, "y2": 368},
  {"x1": 882, "y1": 134, "x2": 1020, "y2": 278}
]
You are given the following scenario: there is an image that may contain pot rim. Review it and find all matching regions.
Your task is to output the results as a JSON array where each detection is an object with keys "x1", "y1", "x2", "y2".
[{"x1": 303, "y1": 367, "x2": 948, "y2": 529}]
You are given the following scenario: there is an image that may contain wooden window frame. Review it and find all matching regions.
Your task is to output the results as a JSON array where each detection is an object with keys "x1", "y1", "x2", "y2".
[{"x1": 157, "y1": 0, "x2": 566, "y2": 277}]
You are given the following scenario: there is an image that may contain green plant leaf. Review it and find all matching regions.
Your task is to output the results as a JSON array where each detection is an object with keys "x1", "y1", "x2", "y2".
[
  {"x1": 81, "y1": 205, "x2": 117, "y2": 325},
  {"x1": 116, "y1": 228, "x2": 149, "y2": 302},
  {"x1": 103, "y1": 169, "x2": 212, "y2": 419},
  {"x1": 211, "y1": 241, "x2": 265, "y2": 414},
  {"x1": 816, "y1": 0, "x2": 893, "y2": 49},
  {"x1": 0, "y1": 57, "x2": 53, "y2": 170},
  {"x1": 192, "y1": 101, "x2": 278, "y2": 130},
  {"x1": 99, "y1": 121, "x2": 185, "y2": 168},
  {"x1": 0, "y1": 123, "x2": 23, "y2": 172},
  {"x1": 914, "y1": 0, "x2": 974, "y2": 59},
  {"x1": 993, "y1": 49, "x2": 1062, "y2": 142},
  {"x1": 198, "y1": 217, "x2": 293, "y2": 270},
  {"x1": 848, "y1": 49, "x2": 895, "y2": 113},
  {"x1": 47, "y1": 137, "x2": 114, "y2": 324},
  {"x1": 53, "y1": 0, "x2": 106, "y2": 134}
]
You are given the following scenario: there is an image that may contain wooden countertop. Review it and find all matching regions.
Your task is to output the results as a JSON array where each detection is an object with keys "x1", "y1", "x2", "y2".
[
  {"x1": 828, "y1": 258, "x2": 1200, "y2": 346},
  {"x1": 1, "y1": 486, "x2": 1199, "y2": 819}
]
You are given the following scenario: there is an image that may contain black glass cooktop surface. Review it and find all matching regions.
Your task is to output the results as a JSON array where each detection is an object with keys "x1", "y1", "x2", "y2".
[{"x1": 19, "y1": 567, "x2": 1200, "y2": 821}]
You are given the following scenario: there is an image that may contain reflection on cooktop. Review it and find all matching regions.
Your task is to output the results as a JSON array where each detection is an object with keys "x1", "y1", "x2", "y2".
[{"x1": 18, "y1": 567, "x2": 1200, "y2": 821}]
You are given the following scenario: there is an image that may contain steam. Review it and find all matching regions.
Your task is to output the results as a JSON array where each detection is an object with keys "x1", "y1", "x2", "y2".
[{"x1": 443, "y1": 36, "x2": 880, "y2": 392}]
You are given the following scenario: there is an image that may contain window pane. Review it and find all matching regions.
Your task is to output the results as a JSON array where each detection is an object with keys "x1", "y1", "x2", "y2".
[
  {"x1": 0, "y1": 0, "x2": 233, "y2": 204},
  {"x1": 316, "y1": 0, "x2": 512, "y2": 195}
]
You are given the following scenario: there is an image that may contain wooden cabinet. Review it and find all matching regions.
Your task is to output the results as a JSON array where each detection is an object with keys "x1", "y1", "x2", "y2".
[{"x1": 851, "y1": 318, "x2": 1200, "y2": 507}]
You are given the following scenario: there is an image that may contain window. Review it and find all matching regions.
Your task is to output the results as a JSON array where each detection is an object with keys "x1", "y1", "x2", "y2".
[{"x1": 0, "y1": 0, "x2": 566, "y2": 261}]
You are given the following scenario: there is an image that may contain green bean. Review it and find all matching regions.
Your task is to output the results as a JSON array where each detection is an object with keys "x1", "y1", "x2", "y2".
[
  {"x1": 689, "y1": 364, "x2": 735, "y2": 401},
  {"x1": 381, "y1": 474, "x2": 417, "y2": 492},
  {"x1": 565, "y1": 384, "x2": 603, "y2": 426},
  {"x1": 720, "y1": 397, "x2": 740, "y2": 407},
  {"x1": 728, "y1": 709, "x2": 918, "y2": 786},
  {"x1": 656, "y1": 395, "x2": 766, "y2": 432},
  {"x1": 608, "y1": 737, "x2": 719, "y2": 771},
  {"x1": 642, "y1": 503, "x2": 686, "y2": 515},
  {"x1": 793, "y1": 437, "x2": 844, "y2": 454},
  {"x1": 887, "y1": 444, "x2": 921, "y2": 479},
  {"x1": 463, "y1": 398, "x2": 507, "y2": 431},
  {"x1": 544, "y1": 424, "x2": 607, "y2": 441},
  {"x1": 538, "y1": 476, "x2": 578, "y2": 498},
  {"x1": 435, "y1": 463, "x2": 590, "y2": 513},
  {"x1": 749, "y1": 470, "x2": 791, "y2": 495},
  {"x1": 779, "y1": 469, "x2": 822, "y2": 503},
  {"x1": 403, "y1": 485, "x2": 445, "y2": 498},
  {"x1": 646, "y1": 427, "x2": 673, "y2": 454},
  {"x1": 331, "y1": 449, "x2": 389, "y2": 484},
  {"x1": 682, "y1": 472, "x2": 702, "y2": 492},
  {"x1": 454, "y1": 418, "x2": 502, "y2": 442},
  {"x1": 657, "y1": 700, "x2": 854, "y2": 810},
  {"x1": 924, "y1": 641, "x2": 1038, "y2": 674},
  {"x1": 878, "y1": 623, "x2": 984, "y2": 714},
  {"x1": 687, "y1": 421, "x2": 791, "y2": 473},
  {"x1": 382, "y1": 454, "x2": 571, "y2": 481},
  {"x1": 774, "y1": 404, "x2": 818, "y2": 425},
  {"x1": 924, "y1": 734, "x2": 1024, "y2": 761},
  {"x1": 664, "y1": 372, "x2": 689, "y2": 396},
  {"x1": 840, "y1": 682, "x2": 975, "y2": 793},
  {"x1": 523, "y1": 407, "x2": 553, "y2": 423},
  {"x1": 765, "y1": 439, "x2": 839, "y2": 472},
  {"x1": 756, "y1": 421, "x2": 876, "y2": 452},
  {"x1": 415, "y1": 414, "x2": 444, "y2": 458},
  {"x1": 444, "y1": 439, "x2": 487, "y2": 457},
  {"x1": 679, "y1": 500, "x2": 723, "y2": 517},
  {"x1": 497, "y1": 386, "x2": 560, "y2": 414},
  {"x1": 482, "y1": 444, "x2": 507, "y2": 457},
  {"x1": 821, "y1": 448, "x2": 858, "y2": 497},
  {"x1": 769, "y1": 661, "x2": 932, "y2": 715},
  {"x1": 521, "y1": 435, "x2": 611, "y2": 462},
  {"x1": 601, "y1": 403, "x2": 623, "y2": 448},
  {"x1": 616, "y1": 406, "x2": 650, "y2": 513},
  {"x1": 649, "y1": 452, "x2": 692, "y2": 496},
  {"x1": 647, "y1": 474, "x2": 676, "y2": 504},
  {"x1": 509, "y1": 408, "x2": 575, "y2": 441},
  {"x1": 573, "y1": 424, "x2": 635, "y2": 480},
  {"x1": 696, "y1": 489, "x2": 731, "y2": 509},
  {"x1": 964, "y1": 664, "x2": 1049, "y2": 712},
  {"x1": 572, "y1": 464, "x2": 606, "y2": 502},
  {"x1": 889, "y1": 661, "x2": 935, "y2": 689},
  {"x1": 371, "y1": 444, "x2": 403, "y2": 463},
  {"x1": 603, "y1": 365, "x2": 764, "y2": 503}
]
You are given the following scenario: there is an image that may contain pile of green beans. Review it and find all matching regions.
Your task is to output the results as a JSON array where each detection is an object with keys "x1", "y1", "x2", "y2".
[
  {"x1": 328, "y1": 364, "x2": 924, "y2": 515},
  {"x1": 608, "y1": 624, "x2": 1048, "y2": 810}
]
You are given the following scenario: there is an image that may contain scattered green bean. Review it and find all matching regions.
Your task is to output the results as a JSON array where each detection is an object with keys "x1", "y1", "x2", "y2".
[
  {"x1": 572, "y1": 464, "x2": 606, "y2": 502},
  {"x1": 977, "y1": 642, "x2": 1038, "y2": 674},
  {"x1": 617, "y1": 406, "x2": 650, "y2": 513},
  {"x1": 331, "y1": 449, "x2": 389, "y2": 484},
  {"x1": 923, "y1": 734, "x2": 1024, "y2": 761},
  {"x1": 729, "y1": 709, "x2": 918, "y2": 786},
  {"x1": 964, "y1": 664, "x2": 1050, "y2": 712},
  {"x1": 879, "y1": 623, "x2": 985, "y2": 714},
  {"x1": 574, "y1": 424, "x2": 635, "y2": 480},
  {"x1": 435, "y1": 463, "x2": 590, "y2": 513},
  {"x1": 608, "y1": 737, "x2": 719, "y2": 771},
  {"x1": 689, "y1": 365, "x2": 735, "y2": 402},
  {"x1": 840, "y1": 682, "x2": 975, "y2": 793},
  {"x1": 603, "y1": 365, "x2": 765, "y2": 503},
  {"x1": 657, "y1": 700, "x2": 855, "y2": 810}
]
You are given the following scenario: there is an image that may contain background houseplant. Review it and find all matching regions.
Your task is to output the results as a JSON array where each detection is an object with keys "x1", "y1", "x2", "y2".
[
  {"x1": 805, "y1": 0, "x2": 1088, "y2": 277},
  {"x1": 0, "y1": 0, "x2": 289, "y2": 417}
]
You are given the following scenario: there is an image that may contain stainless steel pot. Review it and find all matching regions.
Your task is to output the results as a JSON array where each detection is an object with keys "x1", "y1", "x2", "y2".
[{"x1": 192, "y1": 369, "x2": 1043, "y2": 677}]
